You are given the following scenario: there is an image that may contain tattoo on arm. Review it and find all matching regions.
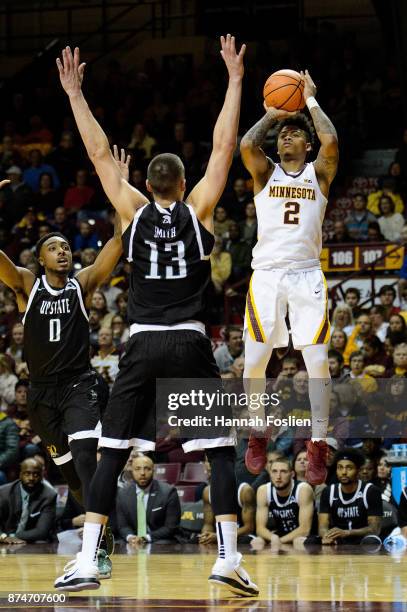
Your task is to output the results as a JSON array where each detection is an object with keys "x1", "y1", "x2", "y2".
[
  {"x1": 309, "y1": 107, "x2": 337, "y2": 138},
  {"x1": 242, "y1": 112, "x2": 279, "y2": 147},
  {"x1": 311, "y1": 107, "x2": 338, "y2": 183}
]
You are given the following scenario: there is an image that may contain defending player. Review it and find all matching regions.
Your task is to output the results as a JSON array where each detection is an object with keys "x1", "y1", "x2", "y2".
[
  {"x1": 240, "y1": 70, "x2": 339, "y2": 485},
  {"x1": 0, "y1": 150, "x2": 128, "y2": 576},
  {"x1": 54, "y1": 39, "x2": 258, "y2": 596}
]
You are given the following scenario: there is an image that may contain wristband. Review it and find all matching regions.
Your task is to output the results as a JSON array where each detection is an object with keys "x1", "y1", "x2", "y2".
[{"x1": 306, "y1": 96, "x2": 319, "y2": 110}]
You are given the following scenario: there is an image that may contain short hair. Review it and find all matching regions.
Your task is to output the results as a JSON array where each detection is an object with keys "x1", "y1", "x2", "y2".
[
  {"x1": 379, "y1": 284, "x2": 396, "y2": 298},
  {"x1": 333, "y1": 447, "x2": 365, "y2": 469},
  {"x1": 328, "y1": 349, "x2": 344, "y2": 365},
  {"x1": 282, "y1": 357, "x2": 298, "y2": 366},
  {"x1": 35, "y1": 232, "x2": 68, "y2": 258},
  {"x1": 276, "y1": 113, "x2": 315, "y2": 148},
  {"x1": 353, "y1": 192, "x2": 367, "y2": 203},
  {"x1": 394, "y1": 342, "x2": 407, "y2": 351},
  {"x1": 224, "y1": 325, "x2": 243, "y2": 341},
  {"x1": 378, "y1": 195, "x2": 395, "y2": 215},
  {"x1": 345, "y1": 287, "x2": 361, "y2": 300},
  {"x1": 363, "y1": 335, "x2": 383, "y2": 352},
  {"x1": 370, "y1": 304, "x2": 386, "y2": 318},
  {"x1": 270, "y1": 456, "x2": 292, "y2": 470},
  {"x1": 15, "y1": 379, "x2": 29, "y2": 391},
  {"x1": 349, "y1": 350, "x2": 364, "y2": 363},
  {"x1": 147, "y1": 153, "x2": 185, "y2": 197}
]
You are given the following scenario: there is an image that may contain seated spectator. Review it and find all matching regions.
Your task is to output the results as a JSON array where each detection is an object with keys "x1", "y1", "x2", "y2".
[
  {"x1": 23, "y1": 149, "x2": 59, "y2": 193},
  {"x1": 388, "y1": 313, "x2": 406, "y2": 337},
  {"x1": 373, "y1": 455, "x2": 395, "y2": 505},
  {"x1": 0, "y1": 406, "x2": 19, "y2": 484},
  {"x1": 378, "y1": 286, "x2": 400, "y2": 322},
  {"x1": 386, "y1": 342, "x2": 407, "y2": 377},
  {"x1": 33, "y1": 172, "x2": 60, "y2": 216},
  {"x1": 73, "y1": 221, "x2": 100, "y2": 252},
  {"x1": 377, "y1": 196, "x2": 405, "y2": 242},
  {"x1": 329, "y1": 329, "x2": 348, "y2": 356},
  {"x1": 23, "y1": 115, "x2": 53, "y2": 145},
  {"x1": 293, "y1": 449, "x2": 308, "y2": 482},
  {"x1": 0, "y1": 458, "x2": 57, "y2": 543},
  {"x1": 91, "y1": 327, "x2": 119, "y2": 389},
  {"x1": 399, "y1": 487, "x2": 407, "y2": 539},
  {"x1": 359, "y1": 457, "x2": 376, "y2": 483},
  {"x1": 239, "y1": 201, "x2": 257, "y2": 247},
  {"x1": 128, "y1": 123, "x2": 157, "y2": 160},
  {"x1": 343, "y1": 312, "x2": 372, "y2": 365},
  {"x1": 347, "y1": 351, "x2": 377, "y2": 392},
  {"x1": 80, "y1": 247, "x2": 97, "y2": 268},
  {"x1": 115, "y1": 291, "x2": 128, "y2": 320},
  {"x1": 8, "y1": 380, "x2": 41, "y2": 459},
  {"x1": 344, "y1": 287, "x2": 362, "y2": 318},
  {"x1": 213, "y1": 326, "x2": 243, "y2": 374},
  {"x1": 224, "y1": 222, "x2": 252, "y2": 281},
  {"x1": 370, "y1": 305, "x2": 389, "y2": 342},
  {"x1": 328, "y1": 350, "x2": 346, "y2": 380},
  {"x1": 255, "y1": 456, "x2": 314, "y2": 547},
  {"x1": 328, "y1": 220, "x2": 352, "y2": 244},
  {"x1": 64, "y1": 169, "x2": 95, "y2": 215},
  {"x1": 199, "y1": 458, "x2": 255, "y2": 544},
  {"x1": 367, "y1": 221, "x2": 385, "y2": 242},
  {"x1": 319, "y1": 448, "x2": 382, "y2": 545},
  {"x1": 50, "y1": 206, "x2": 75, "y2": 242},
  {"x1": 286, "y1": 370, "x2": 310, "y2": 419},
  {"x1": 46, "y1": 131, "x2": 79, "y2": 188},
  {"x1": 111, "y1": 314, "x2": 129, "y2": 350},
  {"x1": 11, "y1": 207, "x2": 42, "y2": 250},
  {"x1": 331, "y1": 304, "x2": 354, "y2": 337},
  {"x1": 345, "y1": 193, "x2": 376, "y2": 242},
  {"x1": 0, "y1": 354, "x2": 18, "y2": 408},
  {"x1": 91, "y1": 290, "x2": 114, "y2": 328},
  {"x1": 213, "y1": 206, "x2": 233, "y2": 239},
  {"x1": 6, "y1": 322, "x2": 24, "y2": 364},
  {"x1": 362, "y1": 335, "x2": 387, "y2": 367},
  {"x1": 116, "y1": 454, "x2": 181, "y2": 544},
  {"x1": 210, "y1": 236, "x2": 232, "y2": 294},
  {"x1": 3, "y1": 165, "x2": 32, "y2": 221},
  {"x1": 89, "y1": 308, "x2": 102, "y2": 351},
  {"x1": 223, "y1": 177, "x2": 252, "y2": 221},
  {"x1": 367, "y1": 177, "x2": 404, "y2": 216}
]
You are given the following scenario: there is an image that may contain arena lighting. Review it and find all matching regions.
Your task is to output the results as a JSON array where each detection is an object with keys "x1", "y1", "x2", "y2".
[{"x1": 88, "y1": 219, "x2": 95, "y2": 225}]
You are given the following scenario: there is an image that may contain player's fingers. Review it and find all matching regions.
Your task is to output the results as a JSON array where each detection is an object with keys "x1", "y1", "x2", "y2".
[
  {"x1": 56, "y1": 57, "x2": 63, "y2": 74},
  {"x1": 239, "y1": 43, "x2": 246, "y2": 57},
  {"x1": 65, "y1": 46, "x2": 72, "y2": 70},
  {"x1": 78, "y1": 62, "x2": 86, "y2": 78},
  {"x1": 220, "y1": 35, "x2": 225, "y2": 49},
  {"x1": 73, "y1": 46, "x2": 80, "y2": 67},
  {"x1": 0, "y1": 180, "x2": 10, "y2": 189},
  {"x1": 113, "y1": 144, "x2": 118, "y2": 160},
  {"x1": 230, "y1": 35, "x2": 236, "y2": 53},
  {"x1": 126, "y1": 154, "x2": 131, "y2": 167},
  {"x1": 226, "y1": 32, "x2": 231, "y2": 50},
  {"x1": 120, "y1": 148, "x2": 125, "y2": 164}
]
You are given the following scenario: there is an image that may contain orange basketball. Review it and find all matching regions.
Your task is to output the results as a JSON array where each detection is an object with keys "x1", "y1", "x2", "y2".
[{"x1": 263, "y1": 69, "x2": 305, "y2": 112}]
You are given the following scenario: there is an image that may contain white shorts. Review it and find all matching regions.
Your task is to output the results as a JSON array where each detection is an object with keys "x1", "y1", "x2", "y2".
[{"x1": 244, "y1": 268, "x2": 330, "y2": 349}]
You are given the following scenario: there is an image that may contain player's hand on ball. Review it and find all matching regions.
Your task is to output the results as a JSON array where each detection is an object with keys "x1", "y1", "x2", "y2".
[
  {"x1": 113, "y1": 145, "x2": 131, "y2": 182},
  {"x1": 263, "y1": 101, "x2": 299, "y2": 119},
  {"x1": 56, "y1": 46, "x2": 86, "y2": 96},
  {"x1": 220, "y1": 34, "x2": 246, "y2": 81},
  {"x1": 301, "y1": 69, "x2": 317, "y2": 101}
]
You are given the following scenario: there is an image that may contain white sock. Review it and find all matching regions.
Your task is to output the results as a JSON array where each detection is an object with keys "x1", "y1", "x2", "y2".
[
  {"x1": 216, "y1": 520, "x2": 237, "y2": 562},
  {"x1": 80, "y1": 522, "x2": 105, "y2": 566}
]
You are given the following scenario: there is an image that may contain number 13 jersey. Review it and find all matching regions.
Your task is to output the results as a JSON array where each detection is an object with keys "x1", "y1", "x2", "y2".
[
  {"x1": 252, "y1": 162, "x2": 327, "y2": 270},
  {"x1": 23, "y1": 275, "x2": 90, "y2": 382},
  {"x1": 122, "y1": 201, "x2": 214, "y2": 325}
]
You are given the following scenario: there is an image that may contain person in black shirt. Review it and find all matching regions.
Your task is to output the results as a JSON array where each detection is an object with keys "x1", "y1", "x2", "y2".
[
  {"x1": 55, "y1": 38, "x2": 258, "y2": 597},
  {"x1": 399, "y1": 487, "x2": 407, "y2": 538},
  {"x1": 319, "y1": 448, "x2": 382, "y2": 544}
]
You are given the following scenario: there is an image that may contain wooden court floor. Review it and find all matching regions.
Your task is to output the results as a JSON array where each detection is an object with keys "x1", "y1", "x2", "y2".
[{"x1": 0, "y1": 543, "x2": 406, "y2": 611}]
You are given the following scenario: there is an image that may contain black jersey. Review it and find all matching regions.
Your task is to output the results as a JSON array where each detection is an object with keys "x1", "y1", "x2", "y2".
[
  {"x1": 122, "y1": 201, "x2": 214, "y2": 325},
  {"x1": 23, "y1": 275, "x2": 90, "y2": 382},
  {"x1": 399, "y1": 487, "x2": 407, "y2": 528},
  {"x1": 266, "y1": 480, "x2": 306, "y2": 536},
  {"x1": 319, "y1": 480, "x2": 383, "y2": 531}
]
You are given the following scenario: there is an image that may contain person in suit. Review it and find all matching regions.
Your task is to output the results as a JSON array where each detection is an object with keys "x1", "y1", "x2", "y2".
[
  {"x1": 116, "y1": 454, "x2": 181, "y2": 545},
  {"x1": 0, "y1": 457, "x2": 57, "y2": 544}
]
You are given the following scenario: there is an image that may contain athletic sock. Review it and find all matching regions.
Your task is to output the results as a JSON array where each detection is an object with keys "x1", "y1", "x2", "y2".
[
  {"x1": 80, "y1": 522, "x2": 105, "y2": 566},
  {"x1": 216, "y1": 520, "x2": 237, "y2": 563}
]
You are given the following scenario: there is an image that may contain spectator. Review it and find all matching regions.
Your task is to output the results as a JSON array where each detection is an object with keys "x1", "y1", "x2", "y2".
[
  {"x1": 378, "y1": 285, "x2": 400, "y2": 321},
  {"x1": 343, "y1": 312, "x2": 372, "y2": 365},
  {"x1": 328, "y1": 220, "x2": 352, "y2": 244},
  {"x1": 373, "y1": 455, "x2": 395, "y2": 505},
  {"x1": 377, "y1": 196, "x2": 404, "y2": 242},
  {"x1": 213, "y1": 206, "x2": 233, "y2": 239},
  {"x1": 210, "y1": 236, "x2": 232, "y2": 294},
  {"x1": 367, "y1": 221, "x2": 385, "y2": 242},
  {"x1": 347, "y1": 351, "x2": 377, "y2": 393},
  {"x1": 223, "y1": 222, "x2": 252, "y2": 281},
  {"x1": 128, "y1": 123, "x2": 157, "y2": 160},
  {"x1": 386, "y1": 342, "x2": 407, "y2": 377},
  {"x1": 11, "y1": 207, "x2": 41, "y2": 250},
  {"x1": 6, "y1": 322, "x2": 24, "y2": 364},
  {"x1": 88, "y1": 308, "x2": 102, "y2": 351},
  {"x1": 319, "y1": 448, "x2": 382, "y2": 544},
  {"x1": 328, "y1": 349, "x2": 345, "y2": 380},
  {"x1": 91, "y1": 327, "x2": 119, "y2": 389},
  {"x1": 370, "y1": 305, "x2": 389, "y2": 342},
  {"x1": 239, "y1": 201, "x2": 257, "y2": 247},
  {"x1": 50, "y1": 206, "x2": 75, "y2": 242},
  {"x1": 23, "y1": 149, "x2": 59, "y2": 193},
  {"x1": 254, "y1": 456, "x2": 314, "y2": 547},
  {"x1": 388, "y1": 314, "x2": 406, "y2": 336},
  {"x1": 111, "y1": 314, "x2": 129, "y2": 350},
  {"x1": 344, "y1": 287, "x2": 361, "y2": 318},
  {"x1": 63, "y1": 169, "x2": 95, "y2": 215},
  {"x1": 3, "y1": 165, "x2": 32, "y2": 221},
  {"x1": 331, "y1": 304, "x2": 354, "y2": 336},
  {"x1": 0, "y1": 406, "x2": 19, "y2": 484},
  {"x1": 329, "y1": 329, "x2": 348, "y2": 356},
  {"x1": 91, "y1": 290, "x2": 114, "y2": 328},
  {"x1": 345, "y1": 193, "x2": 376, "y2": 242},
  {"x1": 115, "y1": 291, "x2": 128, "y2": 320},
  {"x1": 116, "y1": 454, "x2": 181, "y2": 544},
  {"x1": 223, "y1": 177, "x2": 252, "y2": 221},
  {"x1": 0, "y1": 457, "x2": 56, "y2": 543},
  {"x1": 33, "y1": 172, "x2": 60, "y2": 215},
  {"x1": 73, "y1": 221, "x2": 100, "y2": 252},
  {"x1": 23, "y1": 115, "x2": 53, "y2": 144},
  {"x1": 367, "y1": 177, "x2": 404, "y2": 216},
  {"x1": 46, "y1": 131, "x2": 79, "y2": 188},
  {"x1": 199, "y1": 458, "x2": 255, "y2": 544},
  {"x1": 362, "y1": 336, "x2": 387, "y2": 367},
  {"x1": 80, "y1": 247, "x2": 97, "y2": 268},
  {"x1": 398, "y1": 487, "x2": 407, "y2": 539},
  {"x1": 359, "y1": 458, "x2": 376, "y2": 483},
  {"x1": 0, "y1": 354, "x2": 18, "y2": 408},
  {"x1": 213, "y1": 326, "x2": 243, "y2": 374},
  {"x1": 8, "y1": 380, "x2": 41, "y2": 459}
]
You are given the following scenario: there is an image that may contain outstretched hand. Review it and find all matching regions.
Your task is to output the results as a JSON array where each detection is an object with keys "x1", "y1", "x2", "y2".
[
  {"x1": 301, "y1": 69, "x2": 317, "y2": 101},
  {"x1": 113, "y1": 145, "x2": 131, "y2": 182},
  {"x1": 0, "y1": 180, "x2": 10, "y2": 189},
  {"x1": 220, "y1": 34, "x2": 246, "y2": 81},
  {"x1": 56, "y1": 46, "x2": 86, "y2": 96}
]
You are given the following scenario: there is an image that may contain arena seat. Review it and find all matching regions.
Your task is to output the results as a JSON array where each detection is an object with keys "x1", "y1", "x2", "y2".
[
  {"x1": 154, "y1": 463, "x2": 181, "y2": 484},
  {"x1": 179, "y1": 462, "x2": 207, "y2": 484},
  {"x1": 176, "y1": 485, "x2": 196, "y2": 503}
]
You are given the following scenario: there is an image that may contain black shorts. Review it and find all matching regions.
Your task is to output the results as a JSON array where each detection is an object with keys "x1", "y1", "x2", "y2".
[
  {"x1": 27, "y1": 370, "x2": 105, "y2": 465},
  {"x1": 100, "y1": 330, "x2": 235, "y2": 452}
]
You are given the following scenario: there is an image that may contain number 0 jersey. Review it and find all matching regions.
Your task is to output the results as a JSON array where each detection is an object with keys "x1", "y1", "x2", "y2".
[
  {"x1": 23, "y1": 275, "x2": 90, "y2": 383},
  {"x1": 122, "y1": 201, "x2": 214, "y2": 325},
  {"x1": 252, "y1": 162, "x2": 327, "y2": 270}
]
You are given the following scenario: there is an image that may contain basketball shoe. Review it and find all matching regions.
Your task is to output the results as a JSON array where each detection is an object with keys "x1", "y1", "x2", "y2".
[
  {"x1": 209, "y1": 552, "x2": 259, "y2": 597},
  {"x1": 54, "y1": 552, "x2": 100, "y2": 591},
  {"x1": 97, "y1": 549, "x2": 112, "y2": 579},
  {"x1": 245, "y1": 429, "x2": 271, "y2": 475},
  {"x1": 305, "y1": 439, "x2": 328, "y2": 485}
]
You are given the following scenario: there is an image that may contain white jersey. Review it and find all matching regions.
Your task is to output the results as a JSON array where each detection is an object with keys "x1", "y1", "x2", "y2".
[{"x1": 252, "y1": 162, "x2": 327, "y2": 270}]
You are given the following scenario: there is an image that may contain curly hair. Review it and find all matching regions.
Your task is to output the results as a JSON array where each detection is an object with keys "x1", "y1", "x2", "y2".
[{"x1": 275, "y1": 113, "x2": 315, "y2": 148}]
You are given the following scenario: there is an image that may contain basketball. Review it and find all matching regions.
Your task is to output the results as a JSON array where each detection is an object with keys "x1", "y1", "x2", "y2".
[{"x1": 263, "y1": 69, "x2": 305, "y2": 112}]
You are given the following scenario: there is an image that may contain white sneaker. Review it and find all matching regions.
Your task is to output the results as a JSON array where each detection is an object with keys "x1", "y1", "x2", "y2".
[
  {"x1": 54, "y1": 552, "x2": 100, "y2": 591},
  {"x1": 208, "y1": 553, "x2": 259, "y2": 597}
]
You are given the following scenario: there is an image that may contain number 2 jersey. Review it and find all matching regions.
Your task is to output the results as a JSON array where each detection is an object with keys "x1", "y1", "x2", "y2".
[
  {"x1": 252, "y1": 162, "x2": 327, "y2": 270},
  {"x1": 122, "y1": 201, "x2": 214, "y2": 325},
  {"x1": 23, "y1": 275, "x2": 90, "y2": 383}
]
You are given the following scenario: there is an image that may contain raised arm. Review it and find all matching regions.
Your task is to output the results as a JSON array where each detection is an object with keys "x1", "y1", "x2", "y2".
[
  {"x1": 0, "y1": 251, "x2": 35, "y2": 312},
  {"x1": 56, "y1": 47, "x2": 149, "y2": 231},
  {"x1": 302, "y1": 70, "x2": 338, "y2": 198},
  {"x1": 240, "y1": 105, "x2": 299, "y2": 194},
  {"x1": 187, "y1": 34, "x2": 245, "y2": 229}
]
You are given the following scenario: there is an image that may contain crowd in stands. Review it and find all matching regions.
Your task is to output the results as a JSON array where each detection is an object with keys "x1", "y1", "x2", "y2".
[{"x1": 0, "y1": 36, "x2": 406, "y2": 552}]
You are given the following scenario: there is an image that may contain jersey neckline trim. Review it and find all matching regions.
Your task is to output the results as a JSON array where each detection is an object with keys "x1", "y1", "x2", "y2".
[
  {"x1": 338, "y1": 479, "x2": 363, "y2": 505},
  {"x1": 42, "y1": 275, "x2": 72, "y2": 296},
  {"x1": 277, "y1": 162, "x2": 308, "y2": 179},
  {"x1": 154, "y1": 201, "x2": 176, "y2": 214}
]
